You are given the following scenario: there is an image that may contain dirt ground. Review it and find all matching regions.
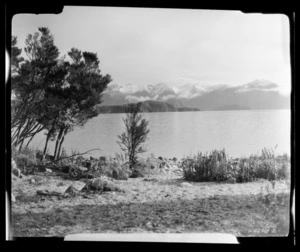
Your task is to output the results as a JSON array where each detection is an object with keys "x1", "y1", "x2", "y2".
[{"x1": 10, "y1": 171, "x2": 291, "y2": 238}]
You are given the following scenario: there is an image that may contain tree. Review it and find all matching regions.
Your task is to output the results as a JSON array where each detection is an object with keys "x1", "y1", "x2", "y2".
[
  {"x1": 11, "y1": 28, "x2": 67, "y2": 151},
  {"x1": 11, "y1": 28, "x2": 112, "y2": 158},
  {"x1": 117, "y1": 103, "x2": 150, "y2": 169},
  {"x1": 48, "y1": 48, "x2": 112, "y2": 160}
]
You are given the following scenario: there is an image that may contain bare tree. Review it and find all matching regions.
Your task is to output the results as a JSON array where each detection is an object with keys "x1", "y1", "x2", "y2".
[{"x1": 117, "y1": 103, "x2": 150, "y2": 169}]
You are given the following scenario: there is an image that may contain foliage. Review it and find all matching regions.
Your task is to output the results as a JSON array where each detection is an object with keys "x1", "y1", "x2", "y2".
[
  {"x1": 14, "y1": 154, "x2": 37, "y2": 174},
  {"x1": 181, "y1": 149, "x2": 290, "y2": 183},
  {"x1": 117, "y1": 103, "x2": 150, "y2": 169},
  {"x1": 11, "y1": 28, "x2": 112, "y2": 159}
]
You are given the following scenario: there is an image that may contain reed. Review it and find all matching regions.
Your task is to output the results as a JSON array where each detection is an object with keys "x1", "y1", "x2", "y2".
[{"x1": 182, "y1": 148, "x2": 290, "y2": 183}]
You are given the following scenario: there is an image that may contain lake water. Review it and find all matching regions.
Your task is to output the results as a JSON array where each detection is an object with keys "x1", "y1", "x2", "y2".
[{"x1": 30, "y1": 109, "x2": 291, "y2": 159}]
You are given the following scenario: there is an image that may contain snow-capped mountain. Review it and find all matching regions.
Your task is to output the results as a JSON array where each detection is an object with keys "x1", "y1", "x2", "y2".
[{"x1": 101, "y1": 80, "x2": 290, "y2": 110}]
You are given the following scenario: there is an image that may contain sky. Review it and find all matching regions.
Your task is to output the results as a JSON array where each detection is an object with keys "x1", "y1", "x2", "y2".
[{"x1": 11, "y1": 6, "x2": 291, "y2": 94}]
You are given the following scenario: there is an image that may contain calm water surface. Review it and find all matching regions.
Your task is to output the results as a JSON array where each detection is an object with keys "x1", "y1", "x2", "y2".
[{"x1": 30, "y1": 110, "x2": 291, "y2": 159}]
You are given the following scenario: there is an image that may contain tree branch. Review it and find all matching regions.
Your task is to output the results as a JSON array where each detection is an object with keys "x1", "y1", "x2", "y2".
[{"x1": 45, "y1": 148, "x2": 102, "y2": 165}]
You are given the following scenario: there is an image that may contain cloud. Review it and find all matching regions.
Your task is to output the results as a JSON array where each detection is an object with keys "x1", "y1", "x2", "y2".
[
  {"x1": 161, "y1": 94, "x2": 176, "y2": 101},
  {"x1": 125, "y1": 95, "x2": 151, "y2": 102}
]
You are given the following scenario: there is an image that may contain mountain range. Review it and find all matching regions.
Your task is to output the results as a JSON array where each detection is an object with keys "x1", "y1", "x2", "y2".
[{"x1": 100, "y1": 79, "x2": 290, "y2": 111}]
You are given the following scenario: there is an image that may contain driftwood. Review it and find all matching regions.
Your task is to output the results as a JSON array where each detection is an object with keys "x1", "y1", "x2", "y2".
[
  {"x1": 44, "y1": 148, "x2": 101, "y2": 166},
  {"x1": 36, "y1": 190, "x2": 63, "y2": 197}
]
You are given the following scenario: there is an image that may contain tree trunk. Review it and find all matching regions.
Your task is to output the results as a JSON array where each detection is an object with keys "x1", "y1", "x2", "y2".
[
  {"x1": 42, "y1": 131, "x2": 51, "y2": 160},
  {"x1": 56, "y1": 128, "x2": 67, "y2": 160},
  {"x1": 18, "y1": 138, "x2": 24, "y2": 152},
  {"x1": 54, "y1": 127, "x2": 68, "y2": 160},
  {"x1": 25, "y1": 134, "x2": 35, "y2": 148},
  {"x1": 53, "y1": 128, "x2": 64, "y2": 160}
]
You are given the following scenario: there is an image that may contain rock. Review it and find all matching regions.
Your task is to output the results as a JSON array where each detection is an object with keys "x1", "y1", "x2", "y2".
[
  {"x1": 89, "y1": 178, "x2": 124, "y2": 192},
  {"x1": 70, "y1": 181, "x2": 86, "y2": 191},
  {"x1": 130, "y1": 169, "x2": 145, "y2": 178},
  {"x1": 11, "y1": 193, "x2": 16, "y2": 202},
  {"x1": 29, "y1": 178, "x2": 36, "y2": 184},
  {"x1": 12, "y1": 159, "x2": 17, "y2": 169},
  {"x1": 12, "y1": 173, "x2": 21, "y2": 181},
  {"x1": 103, "y1": 182, "x2": 124, "y2": 192},
  {"x1": 57, "y1": 182, "x2": 64, "y2": 187},
  {"x1": 12, "y1": 168, "x2": 21, "y2": 178},
  {"x1": 91, "y1": 178, "x2": 108, "y2": 191},
  {"x1": 80, "y1": 167, "x2": 88, "y2": 172},
  {"x1": 180, "y1": 182, "x2": 193, "y2": 187},
  {"x1": 65, "y1": 185, "x2": 79, "y2": 195}
]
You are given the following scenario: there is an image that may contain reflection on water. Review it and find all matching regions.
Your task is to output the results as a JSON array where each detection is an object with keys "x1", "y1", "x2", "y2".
[{"x1": 30, "y1": 109, "x2": 290, "y2": 159}]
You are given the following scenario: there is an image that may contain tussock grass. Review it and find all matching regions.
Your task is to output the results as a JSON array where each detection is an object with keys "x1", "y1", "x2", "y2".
[{"x1": 181, "y1": 148, "x2": 290, "y2": 183}]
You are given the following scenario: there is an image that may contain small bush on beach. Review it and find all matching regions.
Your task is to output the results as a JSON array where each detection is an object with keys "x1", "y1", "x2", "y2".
[
  {"x1": 182, "y1": 148, "x2": 290, "y2": 183},
  {"x1": 14, "y1": 154, "x2": 37, "y2": 174}
]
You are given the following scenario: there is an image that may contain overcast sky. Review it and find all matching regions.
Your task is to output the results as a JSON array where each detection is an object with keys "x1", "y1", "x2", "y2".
[{"x1": 12, "y1": 6, "x2": 291, "y2": 94}]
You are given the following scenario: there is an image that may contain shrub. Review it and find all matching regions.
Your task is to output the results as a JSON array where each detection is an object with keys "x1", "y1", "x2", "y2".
[
  {"x1": 14, "y1": 154, "x2": 37, "y2": 174},
  {"x1": 276, "y1": 161, "x2": 290, "y2": 180},
  {"x1": 182, "y1": 149, "x2": 229, "y2": 182},
  {"x1": 254, "y1": 159, "x2": 277, "y2": 181},
  {"x1": 181, "y1": 148, "x2": 290, "y2": 183}
]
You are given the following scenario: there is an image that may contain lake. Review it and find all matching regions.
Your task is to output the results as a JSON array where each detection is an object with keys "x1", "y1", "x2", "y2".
[{"x1": 29, "y1": 109, "x2": 291, "y2": 159}]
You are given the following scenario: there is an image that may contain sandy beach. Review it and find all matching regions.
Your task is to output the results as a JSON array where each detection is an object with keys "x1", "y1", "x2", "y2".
[{"x1": 11, "y1": 170, "x2": 290, "y2": 238}]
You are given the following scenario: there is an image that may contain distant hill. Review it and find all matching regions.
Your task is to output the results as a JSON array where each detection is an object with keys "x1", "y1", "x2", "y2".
[
  {"x1": 213, "y1": 104, "x2": 251, "y2": 111},
  {"x1": 95, "y1": 100, "x2": 200, "y2": 114},
  {"x1": 101, "y1": 80, "x2": 290, "y2": 110}
]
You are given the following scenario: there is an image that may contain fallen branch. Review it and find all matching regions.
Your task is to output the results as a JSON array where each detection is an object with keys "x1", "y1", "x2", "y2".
[
  {"x1": 36, "y1": 190, "x2": 63, "y2": 197},
  {"x1": 45, "y1": 148, "x2": 101, "y2": 166}
]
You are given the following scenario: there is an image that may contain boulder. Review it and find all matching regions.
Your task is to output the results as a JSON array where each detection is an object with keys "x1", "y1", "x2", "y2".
[
  {"x1": 65, "y1": 185, "x2": 79, "y2": 195},
  {"x1": 11, "y1": 193, "x2": 16, "y2": 202},
  {"x1": 12, "y1": 168, "x2": 21, "y2": 178},
  {"x1": 45, "y1": 168, "x2": 52, "y2": 173},
  {"x1": 70, "y1": 181, "x2": 86, "y2": 191},
  {"x1": 91, "y1": 178, "x2": 108, "y2": 191},
  {"x1": 89, "y1": 178, "x2": 124, "y2": 192}
]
